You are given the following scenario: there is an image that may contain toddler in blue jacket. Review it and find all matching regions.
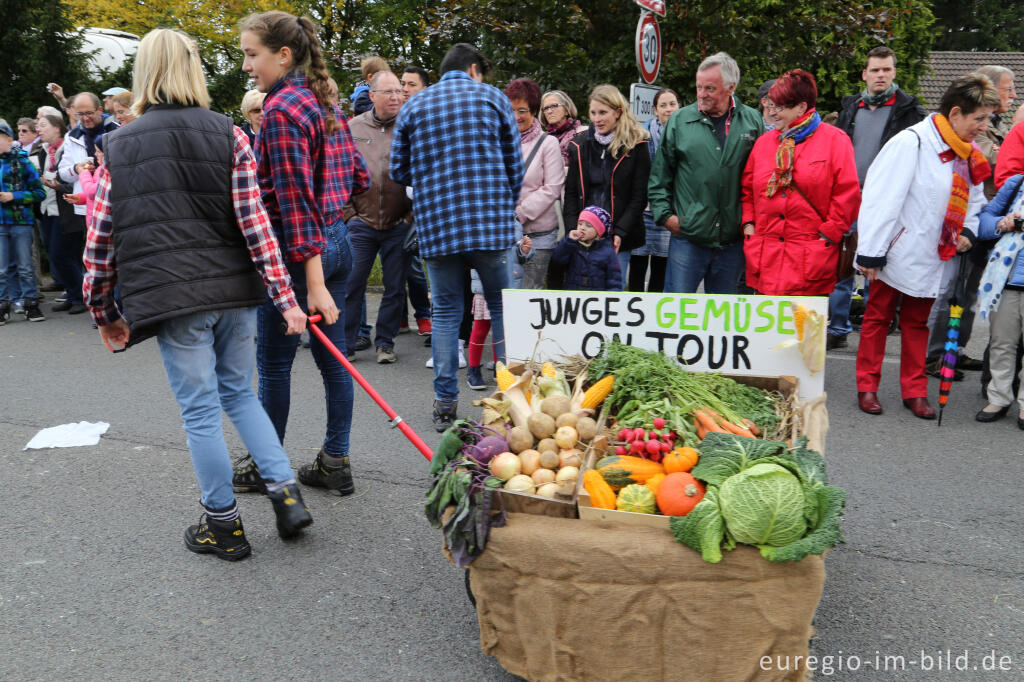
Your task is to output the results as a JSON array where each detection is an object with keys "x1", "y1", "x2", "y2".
[{"x1": 551, "y1": 205, "x2": 623, "y2": 291}]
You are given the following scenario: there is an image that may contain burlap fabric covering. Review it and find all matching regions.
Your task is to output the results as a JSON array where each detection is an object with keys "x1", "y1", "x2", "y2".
[{"x1": 466, "y1": 513, "x2": 825, "y2": 681}]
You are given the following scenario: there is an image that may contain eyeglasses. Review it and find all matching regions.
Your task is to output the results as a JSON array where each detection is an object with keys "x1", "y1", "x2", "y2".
[
  {"x1": 75, "y1": 110, "x2": 98, "y2": 117},
  {"x1": 764, "y1": 103, "x2": 784, "y2": 113},
  {"x1": 373, "y1": 89, "x2": 403, "y2": 97},
  {"x1": 513, "y1": 108, "x2": 531, "y2": 115},
  {"x1": 541, "y1": 104, "x2": 563, "y2": 113}
]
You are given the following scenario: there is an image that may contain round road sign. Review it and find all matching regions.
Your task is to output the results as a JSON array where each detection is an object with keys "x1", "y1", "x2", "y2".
[{"x1": 635, "y1": 11, "x2": 661, "y2": 84}]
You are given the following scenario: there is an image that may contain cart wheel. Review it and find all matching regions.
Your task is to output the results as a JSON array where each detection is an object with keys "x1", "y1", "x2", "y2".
[{"x1": 464, "y1": 569, "x2": 476, "y2": 607}]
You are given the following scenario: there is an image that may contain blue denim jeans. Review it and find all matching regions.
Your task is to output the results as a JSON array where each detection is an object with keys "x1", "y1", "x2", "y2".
[
  {"x1": 616, "y1": 249, "x2": 631, "y2": 287},
  {"x1": 345, "y1": 218, "x2": 412, "y2": 349},
  {"x1": 667, "y1": 235, "x2": 744, "y2": 294},
  {"x1": 406, "y1": 256, "x2": 431, "y2": 320},
  {"x1": 157, "y1": 307, "x2": 296, "y2": 510},
  {"x1": 0, "y1": 224, "x2": 39, "y2": 302},
  {"x1": 257, "y1": 218, "x2": 354, "y2": 457},
  {"x1": 425, "y1": 249, "x2": 509, "y2": 402},
  {"x1": 828, "y1": 275, "x2": 855, "y2": 336}
]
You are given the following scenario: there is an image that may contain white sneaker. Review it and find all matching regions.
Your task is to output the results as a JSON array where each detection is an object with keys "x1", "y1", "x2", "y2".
[{"x1": 424, "y1": 340, "x2": 468, "y2": 369}]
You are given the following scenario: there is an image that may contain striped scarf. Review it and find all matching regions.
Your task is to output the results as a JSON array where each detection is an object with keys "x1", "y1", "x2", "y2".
[
  {"x1": 766, "y1": 109, "x2": 821, "y2": 198},
  {"x1": 933, "y1": 114, "x2": 991, "y2": 261}
]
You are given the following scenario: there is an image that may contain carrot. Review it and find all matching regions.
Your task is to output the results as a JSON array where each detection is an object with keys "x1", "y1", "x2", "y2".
[
  {"x1": 742, "y1": 418, "x2": 761, "y2": 436},
  {"x1": 694, "y1": 409, "x2": 727, "y2": 434},
  {"x1": 695, "y1": 416, "x2": 707, "y2": 440},
  {"x1": 719, "y1": 419, "x2": 756, "y2": 438}
]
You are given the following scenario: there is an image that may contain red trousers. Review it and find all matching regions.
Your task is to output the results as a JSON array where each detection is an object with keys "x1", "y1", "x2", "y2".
[
  {"x1": 468, "y1": 319, "x2": 496, "y2": 367},
  {"x1": 855, "y1": 278, "x2": 935, "y2": 399}
]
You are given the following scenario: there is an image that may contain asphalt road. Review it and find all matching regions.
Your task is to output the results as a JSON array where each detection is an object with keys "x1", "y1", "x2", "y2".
[{"x1": 1, "y1": 295, "x2": 1022, "y2": 681}]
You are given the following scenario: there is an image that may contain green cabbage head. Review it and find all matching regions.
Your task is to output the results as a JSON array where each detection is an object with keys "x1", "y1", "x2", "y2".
[{"x1": 718, "y1": 462, "x2": 807, "y2": 546}]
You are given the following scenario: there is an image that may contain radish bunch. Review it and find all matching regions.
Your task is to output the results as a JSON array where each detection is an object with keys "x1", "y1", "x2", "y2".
[{"x1": 613, "y1": 418, "x2": 678, "y2": 463}]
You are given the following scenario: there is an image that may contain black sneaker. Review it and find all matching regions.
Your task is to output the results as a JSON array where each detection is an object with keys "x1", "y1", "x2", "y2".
[
  {"x1": 266, "y1": 483, "x2": 313, "y2": 538},
  {"x1": 68, "y1": 303, "x2": 88, "y2": 315},
  {"x1": 826, "y1": 333, "x2": 848, "y2": 350},
  {"x1": 354, "y1": 336, "x2": 371, "y2": 351},
  {"x1": 432, "y1": 399, "x2": 458, "y2": 432},
  {"x1": 0, "y1": 302, "x2": 8, "y2": 326},
  {"x1": 24, "y1": 303, "x2": 45, "y2": 322},
  {"x1": 297, "y1": 449, "x2": 354, "y2": 495},
  {"x1": 52, "y1": 300, "x2": 72, "y2": 312},
  {"x1": 232, "y1": 454, "x2": 268, "y2": 494},
  {"x1": 184, "y1": 514, "x2": 252, "y2": 561}
]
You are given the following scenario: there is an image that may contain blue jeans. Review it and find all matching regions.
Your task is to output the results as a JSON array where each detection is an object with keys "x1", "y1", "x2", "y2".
[
  {"x1": 406, "y1": 256, "x2": 431, "y2": 320},
  {"x1": 616, "y1": 249, "x2": 631, "y2": 286},
  {"x1": 425, "y1": 249, "x2": 509, "y2": 402},
  {"x1": 257, "y1": 218, "x2": 354, "y2": 457},
  {"x1": 157, "y1": 307, "x2": 296, "y2": 510},
  {"x1": 828, "y1": 276, "x2": 855, "y2": 336},
  {"x1": 667, "y1": 235, "x2": 744, "y2": 294},
  {"x1": 0, "y1": 224, "x2": 39, "y2": 302},
  {"x1": 345, "y1": 218, "x2": 412, "y2": 349}
]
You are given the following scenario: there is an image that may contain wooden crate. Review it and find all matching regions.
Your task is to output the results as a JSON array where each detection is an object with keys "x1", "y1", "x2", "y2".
[{"x1": 578, "y1": 374, "x2": 799, "y2": 529}]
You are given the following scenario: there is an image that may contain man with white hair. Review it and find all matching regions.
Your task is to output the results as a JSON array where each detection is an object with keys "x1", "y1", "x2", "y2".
[{"x1": 648, "y1": 51, "x2": 764, "y2": 293}]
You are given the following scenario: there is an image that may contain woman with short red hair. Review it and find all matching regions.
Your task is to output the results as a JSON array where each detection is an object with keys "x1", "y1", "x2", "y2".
[{"x1": 740, "y1": 69, "x2": 860, "y2": 295}]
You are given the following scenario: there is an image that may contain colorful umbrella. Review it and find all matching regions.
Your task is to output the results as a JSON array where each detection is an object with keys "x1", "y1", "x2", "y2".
[{"x1": 937, "y1": 257, "x2": 969, "y2": 426}]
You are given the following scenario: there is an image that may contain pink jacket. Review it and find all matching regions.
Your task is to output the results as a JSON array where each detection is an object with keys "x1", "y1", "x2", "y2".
[
  {"x1": 516, "y1": 129, "x2": 565, "y2": 235},
  {"x1": 78, "y1": 165, "x2": 108, "y2": 230}
]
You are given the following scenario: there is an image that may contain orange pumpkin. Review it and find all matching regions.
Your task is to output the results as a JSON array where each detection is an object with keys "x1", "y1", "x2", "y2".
[
  {"x1": 656, "y1": 472, "x2": 706, "y2": 516},
  {"x1": 663, "y1": 446, "x2": 699, "y2": 474}
]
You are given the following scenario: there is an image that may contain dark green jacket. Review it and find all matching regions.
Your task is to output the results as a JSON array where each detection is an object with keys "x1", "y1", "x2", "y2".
[{"x1": 648, "y1": 100, "x2": 764, "y2": 248}]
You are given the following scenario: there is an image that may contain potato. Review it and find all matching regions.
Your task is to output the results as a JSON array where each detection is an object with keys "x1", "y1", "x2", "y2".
[
  {"x1": 507, "y1": 426, "x2": 534, "y2": 453},
  {"x1": 554, "y1": 425, "x2": 579, "y2": 449},
  {"x1": 576, "y1": 416, "x2": 598, "y2": 441},
  {"x1": 540, "y1": 395, "x2": 572, "y2": 418},
  {"x1": 538, "y1": 449, "x2": 560, "y2": 470},
  {"x1": 558, "y1": 448, "x2": 582, "y2": 469},
  {"x1": 535, "y1": 482, "x2": 559, "y2": 498},
  {"x1": 519, "y1": 449, "x2": 541, "y2": 475},
  {"x1": 531, "y1": 468, "x2": 556, "y2": 485},
  {"x1": 555, "y1": 412, "x2": 578, "y2": 429},
  {"x1": 527, "y1": 412, "x2": 557, "y2": 440},
  {"x1": 537, "y1": 438, "x2": 558, "y2": 453}
]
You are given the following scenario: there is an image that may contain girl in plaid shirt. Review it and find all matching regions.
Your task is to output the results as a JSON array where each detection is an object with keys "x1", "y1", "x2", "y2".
[{"x1": 235, "y1": 11, "x2": 370, "y2": 497}]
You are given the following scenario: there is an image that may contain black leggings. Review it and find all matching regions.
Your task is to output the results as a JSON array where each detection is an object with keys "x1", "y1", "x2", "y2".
[{"x1": 628, "y1": 255, "x2": 667, "y2": 292}]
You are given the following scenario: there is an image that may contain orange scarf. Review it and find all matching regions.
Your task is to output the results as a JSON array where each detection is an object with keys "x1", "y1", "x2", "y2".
[{"x1": 932, "y1": 114, "x2": 991, "y2": 260}]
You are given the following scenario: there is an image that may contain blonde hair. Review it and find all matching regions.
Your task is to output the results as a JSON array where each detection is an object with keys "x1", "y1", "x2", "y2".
[
  {"x1": 589, "y1": 84, "x2": 647, "y2": 158},
  {"x1": 111, "y1": 91, "x2": 133, "y2": 109},
  {"x1": 361, "y1": 56, "x2": 389, "y2": 80},
  {"x1": 539, "y1": 90, "x2": 579, "y2": 126},
  {"x1": 240, "y1": 89, "x2": 266, "y2": 117},
  {"x1": 131, "y1": 29, "x2": 210, "y2": 116}
]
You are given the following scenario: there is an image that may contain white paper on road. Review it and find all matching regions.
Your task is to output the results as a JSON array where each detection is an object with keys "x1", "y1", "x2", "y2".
[{"x1": 23, "y1": 421, "x2": 110, "y2": 450}]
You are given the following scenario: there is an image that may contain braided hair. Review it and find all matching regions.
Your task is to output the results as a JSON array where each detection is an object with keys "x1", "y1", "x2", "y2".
[{"x1": 239, "y1": 11, "x2": 339, "y2": 134}]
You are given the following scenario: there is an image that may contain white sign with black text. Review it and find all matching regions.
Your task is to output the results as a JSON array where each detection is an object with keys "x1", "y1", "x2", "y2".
[
  {"x1": 502, "y1": 290, "x2": 827, "y2": 400},
  {"x1": 630, "y1": 83, "x2": 661, "y2": 123}
]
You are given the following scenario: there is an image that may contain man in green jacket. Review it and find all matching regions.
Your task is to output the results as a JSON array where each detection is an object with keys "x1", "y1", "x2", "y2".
[{"x1": 648, "y1": 52, "x2": 764, "y2": 293}]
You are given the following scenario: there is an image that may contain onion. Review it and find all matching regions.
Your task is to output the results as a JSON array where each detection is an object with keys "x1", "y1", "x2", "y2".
[
  {"x1": 554, "y1": 426, "x2": 579, "y2": 450},
  {"x1": 558, "y1": 448, "x2": 582, "y2": 469},
  {"x1": 503, "y1": 474, "x2": 535, "y2": 492},
  {"x1": 489, "y1": 452, "x2": 522, "y2": 480},
  {"x1": 519, "y1": 449, "x2": 541, "y2": 475},
  {"x1": 535, "y1": 482, "x2": 559, "y2": 498},
  {"x1": 531, "y1": 468, "x2": 556, "y2": 485},
  {"x1": 555, "y1": 465, "x2": 579, "y2": 495}
]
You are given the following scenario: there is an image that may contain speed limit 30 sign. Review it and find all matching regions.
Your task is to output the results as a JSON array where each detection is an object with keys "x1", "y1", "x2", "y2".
[{"x1": 635, "y1": 11, "x2": 661, "y2": 84}]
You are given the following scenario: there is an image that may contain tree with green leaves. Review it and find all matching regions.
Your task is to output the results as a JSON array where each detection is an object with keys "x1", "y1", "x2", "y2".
[
  {"x1": 931, "y1": 0, "x2": 1024, "y2": 52},
  {"x1": 0, "y1": 0, "x2": 91, "y2": 122}
]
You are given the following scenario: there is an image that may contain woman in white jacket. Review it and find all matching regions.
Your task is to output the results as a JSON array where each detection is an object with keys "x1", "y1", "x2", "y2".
[{"x1": 855, "y1": 74, "x2": 1001, "y2": 419}]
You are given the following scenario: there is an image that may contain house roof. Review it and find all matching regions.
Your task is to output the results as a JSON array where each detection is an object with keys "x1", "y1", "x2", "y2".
[{"x1": 917, "y1": 51, "x2": 1024, "y2": 115}]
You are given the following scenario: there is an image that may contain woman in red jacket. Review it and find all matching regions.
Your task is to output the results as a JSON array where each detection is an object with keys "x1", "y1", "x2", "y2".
[{"x1": 741, "y1": 70, "x2": 861, "y2": 295}]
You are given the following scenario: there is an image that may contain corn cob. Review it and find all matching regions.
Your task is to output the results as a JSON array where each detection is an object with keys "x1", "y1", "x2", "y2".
[
  {"x1": 581, "y1": 375, "x2": 615, "y2": 410},
  {"x1": 496, "y1": 362, "x2": 517, "y2": 392},
  {"x1": 541, "y1": 362, "x2": 557, "y2": 379}
]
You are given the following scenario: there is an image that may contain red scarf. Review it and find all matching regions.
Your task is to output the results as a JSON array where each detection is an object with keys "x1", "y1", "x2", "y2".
[{"x1": 46, "y1": 138, "x2": 64, "y2": 172}]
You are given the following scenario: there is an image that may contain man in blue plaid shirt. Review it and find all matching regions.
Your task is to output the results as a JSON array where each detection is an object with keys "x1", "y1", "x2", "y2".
[{"x1": 391, "y1": 43, "x2": 524, "y2": 431}]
